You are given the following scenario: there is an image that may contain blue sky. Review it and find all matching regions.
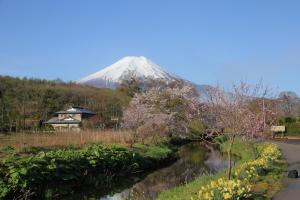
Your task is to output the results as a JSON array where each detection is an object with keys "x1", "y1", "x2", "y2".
[{"x1": 0, "y1": 0, "x2": 300, "y2": 94}]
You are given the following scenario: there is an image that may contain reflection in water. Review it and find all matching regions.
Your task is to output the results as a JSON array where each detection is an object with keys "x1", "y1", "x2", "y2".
[
  {"x1": 204, "y1": 144, "x2": 228, "y2": 173},
  {"x1": 100, "y1": 143, "x2": 227, "y2": 200}
]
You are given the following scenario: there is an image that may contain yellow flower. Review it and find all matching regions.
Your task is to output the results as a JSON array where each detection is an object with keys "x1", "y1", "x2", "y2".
[
  {"x1": 223, "y1": 193, "x2": 232, "y2": 199},
  {"x1": 192, "y1": 143, "x2": 281, "y2": 200},
  {"x1": 210, "y1": 181, "x2": 217, "y2": 188},
  {"x1": 204, "y1": 192, "x2": 211, "y2": 199},
  {"x1": 237, "y1": 189, "x2": 243, "y2": 195}
]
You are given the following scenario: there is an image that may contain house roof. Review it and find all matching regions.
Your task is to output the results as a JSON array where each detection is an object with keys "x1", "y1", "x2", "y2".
[
  {"x1": 44, "y1": 116, "x2": 81, "y2": 124},
  {"x1": 55, "y1": 106, "x2": 96, "y2": 115}
]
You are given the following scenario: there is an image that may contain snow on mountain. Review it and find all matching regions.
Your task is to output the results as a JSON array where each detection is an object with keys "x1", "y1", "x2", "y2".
[
  {"x1": 77, "y1": 56, "x2": 215, "y2": 98},
  {"x1": 77, "y1": 56, "x2": 180, "y2": 88}
]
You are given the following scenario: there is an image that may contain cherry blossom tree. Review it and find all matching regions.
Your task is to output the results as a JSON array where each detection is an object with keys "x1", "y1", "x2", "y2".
[
  {"x1": 122, "y1": 84, "x2": 202, "y2": 142},
  {"x1": 204, "y1": 82, "x2": 277, "y2": 179}
]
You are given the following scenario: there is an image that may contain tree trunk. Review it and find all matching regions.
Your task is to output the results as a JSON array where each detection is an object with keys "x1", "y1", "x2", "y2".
[
  {"x1": 251, "y1": 141, "x2": 258, "y2": 159},
  {"x1": 227, "y1": 135, "x2": 235, "y2": 180}
]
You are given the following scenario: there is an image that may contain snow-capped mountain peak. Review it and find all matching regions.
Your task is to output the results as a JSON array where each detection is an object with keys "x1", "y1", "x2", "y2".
[{"x1": 78, "y1": 56, "x2": 179, "y2": 88}]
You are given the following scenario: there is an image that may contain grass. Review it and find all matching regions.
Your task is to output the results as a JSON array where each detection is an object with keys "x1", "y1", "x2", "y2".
[
  {"x1": 133, "y1": 141, "x2": 174, "y2": 160},
  {"x1": 157, "y1": 139, "x2": 286, "y2": 200},
  {"x1": 157, "y1": 172, "x2": 225, "y2": 200},
  {"x1": 0, "y1": 132, "x2": 286, "y2": 199},
  {"x1": 251, "y1": 160, "x2": 286, "y2": 200},
  {"x1": 0, "y1": 131, "x2": 178, "y2": 161},
  {"x1": 0, "y1": 130, "x2": 134, "y2": 151},
  {"x1": 220, "y1": 139, "x2": 255, "y2": 163}
]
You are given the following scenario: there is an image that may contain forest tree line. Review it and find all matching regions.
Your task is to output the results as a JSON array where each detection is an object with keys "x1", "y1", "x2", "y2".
[{"x1": 0, "y1": 76, "x2": 133, "y2": 132}]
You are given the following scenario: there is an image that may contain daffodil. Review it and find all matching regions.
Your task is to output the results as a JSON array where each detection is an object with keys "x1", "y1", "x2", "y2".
[{"x1": 223, "y1": 193, "x2": 232, "y2": 199}]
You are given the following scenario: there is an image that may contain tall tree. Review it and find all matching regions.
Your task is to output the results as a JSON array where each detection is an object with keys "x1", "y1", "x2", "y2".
[
  {"x1": 122, "y1": 84, "x2": 202, "y2": 141},
  {"x1": 204, "y1": 82, "x2": 277, "y2": 179}
]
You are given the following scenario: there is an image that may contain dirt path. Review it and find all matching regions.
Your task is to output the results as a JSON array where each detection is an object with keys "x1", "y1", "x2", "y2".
[{"x1": 273, "y1": 140, "x2": 300, "y2": 200}]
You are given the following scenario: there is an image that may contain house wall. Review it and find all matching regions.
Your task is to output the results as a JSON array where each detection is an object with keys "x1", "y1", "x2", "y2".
[
  {"x1": 73, "y1": 114, "x2": 82, "y2": 121},
  {"x1": 51, "y1": 124, "x2": 80, "y2": 132}
]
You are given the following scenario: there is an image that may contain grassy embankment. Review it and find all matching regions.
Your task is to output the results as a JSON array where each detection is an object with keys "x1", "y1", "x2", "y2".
[
  {"x1": 0, "y1": 132, "x2": 177, "y2": 199},
  {"x1": 158, "y1": 139, "x2": 286, "y2": 200}
]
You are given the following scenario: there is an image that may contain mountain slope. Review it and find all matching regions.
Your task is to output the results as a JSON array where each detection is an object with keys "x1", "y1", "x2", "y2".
[{"x1": 77, "y1": 56, "x2": 180, "y2": 88}]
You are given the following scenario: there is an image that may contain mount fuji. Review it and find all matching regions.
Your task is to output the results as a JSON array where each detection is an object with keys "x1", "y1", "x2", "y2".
[
  {"x1": 78, "y1": 56, "x2": 297, "y2": 100},
  {"x1": 77, "y1": 56, "x2": 181, "y2": 88}
]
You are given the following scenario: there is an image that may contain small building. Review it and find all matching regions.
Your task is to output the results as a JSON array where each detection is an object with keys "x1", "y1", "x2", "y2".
[{"x1": 45, "y1": 106, "x2": 96, "y2": 131}]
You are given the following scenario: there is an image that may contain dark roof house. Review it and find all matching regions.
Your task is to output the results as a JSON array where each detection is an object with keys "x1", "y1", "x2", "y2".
[{"x1": 45, "y1": 106, "x2": 95, "y2": 131}]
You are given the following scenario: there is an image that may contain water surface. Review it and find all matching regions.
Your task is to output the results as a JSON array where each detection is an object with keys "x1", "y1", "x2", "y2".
[{"x1": 96, "y1": 142, "x2": 228, "y2": 200}]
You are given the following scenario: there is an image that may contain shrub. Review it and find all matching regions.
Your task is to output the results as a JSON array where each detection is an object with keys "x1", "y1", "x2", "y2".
[
  {"x1": 284, "y1": 117, "x2": 297, "y2": 123},
  {"x1": 0, "y1": 143, "x2": 174, "y2": 199}
]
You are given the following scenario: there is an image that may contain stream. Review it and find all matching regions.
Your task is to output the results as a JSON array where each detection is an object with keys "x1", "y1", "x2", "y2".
[{"x1": 71, "y1": 142, "x2": 228, "y2": 200}]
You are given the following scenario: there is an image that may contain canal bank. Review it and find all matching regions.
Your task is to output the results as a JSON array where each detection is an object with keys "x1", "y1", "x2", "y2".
[
  {"x1": 1, "y1": 138, "x2": 285, "y2": 200},
  {"x1": 0, "y1": 139, "x2": 178, "y2": 200},
  {"x1": 157, "y1": 140, "x2": 286, "y2": 200},
  {"x1": 76, "y1": 142, "x2": 228, "y2": 200}
]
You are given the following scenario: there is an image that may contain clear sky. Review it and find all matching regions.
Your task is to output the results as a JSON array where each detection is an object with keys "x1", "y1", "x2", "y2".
[{"x1": 0, "y1": 0, "x2": 300, "y2": 94}]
